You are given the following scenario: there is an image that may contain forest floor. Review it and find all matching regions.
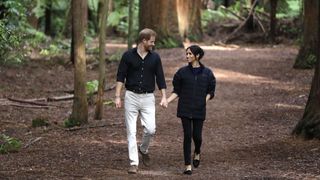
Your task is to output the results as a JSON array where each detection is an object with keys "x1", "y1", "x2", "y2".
[{"x1": 1, "y1": 41, "x2": 320, "y2": 179}]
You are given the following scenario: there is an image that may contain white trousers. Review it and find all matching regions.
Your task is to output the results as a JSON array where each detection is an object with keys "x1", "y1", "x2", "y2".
[{"x1": 124, "y1": 90, "x2": 156, "y2": 166}]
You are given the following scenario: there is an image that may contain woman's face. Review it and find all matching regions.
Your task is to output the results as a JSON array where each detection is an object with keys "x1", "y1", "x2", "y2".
[{"x1": 186, "y1": 49, "x2": 197, "y2": 63}]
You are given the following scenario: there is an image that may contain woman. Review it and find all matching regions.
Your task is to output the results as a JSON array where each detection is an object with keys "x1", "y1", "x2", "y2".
[{"x1": 167, "y1": 45, "x2": 216, "y2": 175}]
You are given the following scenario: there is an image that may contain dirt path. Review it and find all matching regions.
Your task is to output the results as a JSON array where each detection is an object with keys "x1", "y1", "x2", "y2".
[{"x1": 1, "y1": 44, "x2": 320, "y2": 179}]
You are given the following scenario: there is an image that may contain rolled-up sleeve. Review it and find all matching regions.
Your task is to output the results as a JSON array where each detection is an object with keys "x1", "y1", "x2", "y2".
[
  {"x1": 172, "y1": 70, "x2": 182, "y2": 96},
  {"x1": 207, "y1": 70, "x2": 216, "y2": 99},
  {"x1": 116, "y1": 53, "x2": 128, "y2": 83},
  {"x1": 155, "y1": 56, "x2": 167, "y2": 90}
]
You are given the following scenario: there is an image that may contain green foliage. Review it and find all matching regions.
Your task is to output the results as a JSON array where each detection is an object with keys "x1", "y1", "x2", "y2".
[
  {"x1": 32, "y1": 117, "x2": 49, "y2": 127},
  {"x1": 86, "y1": 80, "x2": 99, "y2": 95},
  {"x1": 64, "y1": 118, "x2": 80, "y2": 128},
  {"x1": 33, "y1": 0, "x2": 70, "y2": 35},
  {"x1": 108, "y1": 51, "x2": 123, "y2": 62},
  {"x1": 306, "y1": 54, "x2": 317, "y2": 67},
  {"x1": 276, "y1": 0, "x2": 301, "y2": 18},
  {"x1": 0, "y1": 21, "x2": 23, "y2": 65},
  {"x1": 157, "y1": 37, "x2": 180, "y2": 49},
  {"x1": 0, "y1": 0, "x2": 28, "y2": 65},
  {"x1": 202, "y1": 8, "x2": 236, "y2": 25},
  {"x1": 107, "y1": 0, "x2": 139, "y2": 37},
  {"x1": 86, "y1": 79, "x2": 98, "y2": 105},
  {"x1": 0, "y1": 134, "x2": 22, "y2": 154}
]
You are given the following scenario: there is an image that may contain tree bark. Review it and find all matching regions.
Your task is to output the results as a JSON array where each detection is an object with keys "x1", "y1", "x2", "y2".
[
  {"x1": 245, "y1": 0, "x2": 257, "y2": 32},
  {"x1": 95, "y1": 0, "x2": 108, "y2": 120},
  {"x1": 292, "y1": 1, "x2": 320, "y2": 139},
  {"x1": 294, "y1": 0, "x2": 319, "y2": 69},
  {"x1": 127, "y1": 0, "x2": 134, "y2": 49},
  {"x1": 224, "y1": 0, "x2": 230, "y2": 7},
  {"x1": 269, "y1": 0, "x2": 278, "y2": 42},
  {"x1": 70, "y1": 0, "x2": 88, "y2": 125},
  {"x1": 45, "y1": 0, "x2": 52, "y2": 36},
  {"x1": 139, "y1": 0, "x2": 182, "y2": 48},
  {"x1": 176, "y1": 0, "x2": 203, "y2": 41}
]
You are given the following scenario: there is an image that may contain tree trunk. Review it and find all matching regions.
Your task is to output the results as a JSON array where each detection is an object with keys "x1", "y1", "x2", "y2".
[
  {"x1": 88, "y1": 5, "x2": 98, "y2": 34},
  {"x1": 245, "y1": 0, "x2": 257, "y2": 32},
  {"x1": 70, "y1": 0, "x2": 88, "y2": 125},
  {"x1": 292, "y1": 1, "x2": 320, "y2": 139},
  {"x1": 95, "y1": 0, "x2": 108, "y2": 120},
  {"x1": 224, "y1": 0, "x2": 230, "y2": 7},
  {"x1": 127, "y1": 0, "x2": 134, "y2": 49},
  {"x1": 45, "y1": 0, "x2": 52, "y2": 36},
  {"x1": 176, "y1": 0, "x2": 203, "y2": 41},
  {"x1": 139, "y1": 0, "x2": 182, "y2": 48},
  {"x1": 294, "y1": 0, "x2": 319, "y2": 69},
  {"x1": 269, "y1": 0, "x2": 278, "y2": 42},
  {"x1": 189, "y1": 0, "x2": 202, "y2": 40}
]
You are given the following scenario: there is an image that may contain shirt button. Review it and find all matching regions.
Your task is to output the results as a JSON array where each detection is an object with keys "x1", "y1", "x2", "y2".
[{"x1": 141, "y1": 75, "x2": 143, "y2": 77}]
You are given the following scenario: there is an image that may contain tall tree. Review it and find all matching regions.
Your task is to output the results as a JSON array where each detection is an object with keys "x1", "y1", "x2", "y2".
[
  {"x1": 44, "y1": 0, "x2": 52, "y2": 36},
  {"x1": 69, "y1": 0, "x2": 88, "y2": 125},
  {"x1": 294, "y1": 0, "x2": 319, "y2": 69},
  {"x1": 176, "y1": 0, "x2": 203, "y2": 41},
  {"x1": 95, "y1": 0, "x2": 108, "y2": 120},
  {"x1": 269, "y1": 0, "x2": 278, "y2": 42},
  {"x1": 139, "y1": 0, "x2": 182, "y2": 47},
  {"x1": 245, "y1": 0, "x2": 257, "y2": 32},
  {"x1": 292, "y1": 1, "x2": 320, "y2": 139},
  {"x1": 127, "y1": 0, "x2": 134, "y2": 49},
  {"x1": 223, "y1": 0, "x2": 231, "y2": 7}
]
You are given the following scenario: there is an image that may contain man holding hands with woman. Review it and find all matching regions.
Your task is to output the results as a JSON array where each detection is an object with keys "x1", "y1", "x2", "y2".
[{"x1": 115, "y1": 27, "x2": 215, "y2": 175}]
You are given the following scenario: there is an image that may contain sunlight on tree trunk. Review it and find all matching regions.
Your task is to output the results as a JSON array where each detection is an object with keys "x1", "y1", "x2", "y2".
[
  {"x1": 139, "y1": 0, "x2": 182, "y2": 48},
  {"x1": 70, "y1": 0, "x2": 88, "y2": 125},
  {"x1": 292, "y1": 1, "x2": 320, "y2": 139},
  {"x1": 95, "y1": 0, "x2": 108, "y2": 120},
  {"x1": 294, "y1": 0, "x2": 319, "y2": 69},
  {"x1": 176, "y1": 0, "x2": 203, "y2": 41}
]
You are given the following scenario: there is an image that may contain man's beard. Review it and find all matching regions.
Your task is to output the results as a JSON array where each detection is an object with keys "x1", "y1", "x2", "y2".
[{"x1": 144, "y1": 44, "x2": 154, "y2": 51}]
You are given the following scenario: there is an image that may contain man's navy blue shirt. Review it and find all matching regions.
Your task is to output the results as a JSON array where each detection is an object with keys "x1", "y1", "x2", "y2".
[{"x1": 116, "y1": 47, "x2": 166, "y2": 93}]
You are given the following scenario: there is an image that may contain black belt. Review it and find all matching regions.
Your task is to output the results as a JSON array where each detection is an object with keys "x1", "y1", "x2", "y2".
[{"x1": 129, "y1": 89, "x2": 153, "y2": 94}]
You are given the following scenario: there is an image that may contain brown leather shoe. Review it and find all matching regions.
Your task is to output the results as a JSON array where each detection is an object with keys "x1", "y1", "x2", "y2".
[
  {"x1": 128, "y1": 165, "x2": 138, "y2": 174},
  {"x1": 139, "y1": 147, "x2": 151, "y2": 166}
]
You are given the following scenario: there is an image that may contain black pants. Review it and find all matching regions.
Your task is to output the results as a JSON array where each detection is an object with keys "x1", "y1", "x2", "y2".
[{"x1": 181, "y1": 117, "x2": 204, "y2": 165}]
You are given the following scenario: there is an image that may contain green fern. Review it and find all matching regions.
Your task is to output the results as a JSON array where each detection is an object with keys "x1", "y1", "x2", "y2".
[{"x1": 0, "y1": 134, "x2": 22, "y2": 154}]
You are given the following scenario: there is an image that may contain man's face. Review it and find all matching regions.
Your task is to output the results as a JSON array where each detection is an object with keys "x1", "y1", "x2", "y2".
[{"x1": 142, "y1": 36, "x2": 156, "y2": 51}]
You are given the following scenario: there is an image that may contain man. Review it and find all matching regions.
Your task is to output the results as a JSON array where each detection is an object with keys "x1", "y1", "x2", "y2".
[{"x1": 115, "y1": 28, "x2": 167, "y2": 174}]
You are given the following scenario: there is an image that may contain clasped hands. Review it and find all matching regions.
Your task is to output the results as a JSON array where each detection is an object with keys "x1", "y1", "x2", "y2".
[{"x1": 159, "y1": 97, "x2": 168, "y2": 108}]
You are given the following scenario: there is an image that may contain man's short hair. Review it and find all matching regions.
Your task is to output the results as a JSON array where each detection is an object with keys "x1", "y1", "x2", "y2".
[{"x1": 138, "y1": 28, "x2": 157, "y2": 43}]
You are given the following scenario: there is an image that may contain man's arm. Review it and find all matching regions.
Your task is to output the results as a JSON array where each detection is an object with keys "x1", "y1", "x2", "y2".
[{"x1": 115, "y1": 82, "x2": 123, "y2": 108}]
